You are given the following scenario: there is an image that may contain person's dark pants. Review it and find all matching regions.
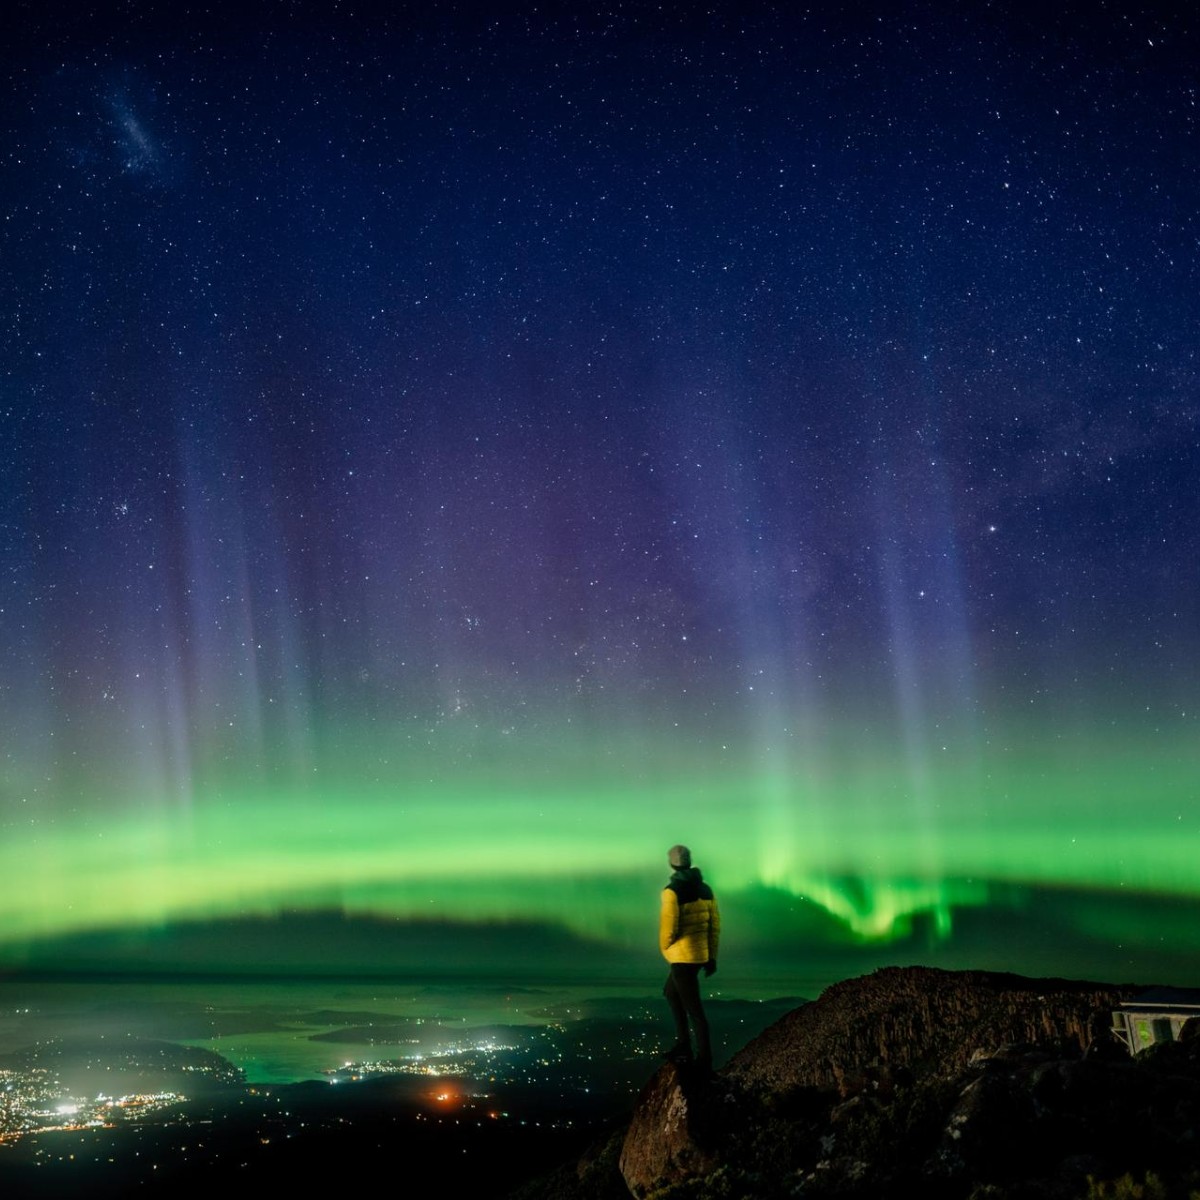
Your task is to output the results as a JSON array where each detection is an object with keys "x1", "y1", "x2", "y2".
[{"x1": 664, "y1": 962, "x2": 712, "y2": 1070}]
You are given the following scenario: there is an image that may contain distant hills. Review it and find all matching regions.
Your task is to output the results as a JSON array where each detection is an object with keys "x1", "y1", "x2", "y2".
[{"x1": 2, "y1": 910, "x2": 632, "y2": 978}]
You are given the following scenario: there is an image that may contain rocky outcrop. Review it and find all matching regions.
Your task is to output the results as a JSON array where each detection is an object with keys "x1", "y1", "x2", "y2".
[
  {"x1": 514, "y1": 967, "x2": 1200, "y2": 1200},
  {"x1": 726, "y1": 965, "x2": 1128, "y2": 1094},
  {"x1": 618, "y1": 966, "x2": 1131, "y2": 1197},
  {"x1": 618, "y1": 1063, "x2": 727, "y2": 1199}
]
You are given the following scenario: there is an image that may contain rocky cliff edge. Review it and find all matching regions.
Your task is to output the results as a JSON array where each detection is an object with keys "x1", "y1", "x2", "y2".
[{"x1": 515, "y1": 966, "x2": 1200, "y2": 1200}]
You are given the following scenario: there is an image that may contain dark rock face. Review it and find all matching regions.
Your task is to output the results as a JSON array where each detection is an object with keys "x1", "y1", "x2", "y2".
[
  {"x1": 618, "y1": 1063, "x2": 725, "y2": 1199},
  {"x1": 725, "y1": 965, "x2": 1128, "y2": 1094},
  {"x1": 515, "y1": 967, "x2": 1200, "y2": 1200},
  {"x1": 609, "y1": 967, "x2": 1200, "y2": 1200}
]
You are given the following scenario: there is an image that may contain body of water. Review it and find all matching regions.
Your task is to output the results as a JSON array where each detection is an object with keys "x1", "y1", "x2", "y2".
[{"x1": 0, "y1": 974, "x2": 816, "y2": 1083}]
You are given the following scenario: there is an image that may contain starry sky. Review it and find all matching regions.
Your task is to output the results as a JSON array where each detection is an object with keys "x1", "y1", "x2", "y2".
[{"x1": 1, "y1": 1, "x2": 1198, "y2": 986}]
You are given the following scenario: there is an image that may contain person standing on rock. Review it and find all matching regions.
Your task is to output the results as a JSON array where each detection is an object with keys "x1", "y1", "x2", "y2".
[{"x1": 660, "y1": 843, "x2": 720, "y2": 1074}]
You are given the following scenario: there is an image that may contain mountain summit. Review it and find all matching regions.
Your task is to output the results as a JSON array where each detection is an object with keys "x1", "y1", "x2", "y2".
[{"x1": 517, "y1": 966, "x2": 1200, "y2": 1199}]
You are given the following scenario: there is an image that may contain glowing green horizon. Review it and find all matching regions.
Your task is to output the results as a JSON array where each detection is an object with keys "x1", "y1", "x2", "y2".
[{"x1": 4, "y1": 711, "x2": 1196, "y2": 961}]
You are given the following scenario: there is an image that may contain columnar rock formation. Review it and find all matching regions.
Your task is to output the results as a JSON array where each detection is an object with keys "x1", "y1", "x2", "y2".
[
  {"x1": 725, "y1": 965, "x2": 1127, "y2": 1092},
  {"x1": 619, "y1": 967, "x2": 1132, "y2": 1198}
]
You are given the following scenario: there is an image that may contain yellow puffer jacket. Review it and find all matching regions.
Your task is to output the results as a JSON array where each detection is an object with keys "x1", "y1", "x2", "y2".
[{"x1": 659, "y1": 869, "x2": 720, "y2": 964}]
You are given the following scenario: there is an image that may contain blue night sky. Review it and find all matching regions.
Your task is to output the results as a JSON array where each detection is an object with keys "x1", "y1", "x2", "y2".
[{"x1": 1, "y1": 1, "x2": 1198, "y2": 987}]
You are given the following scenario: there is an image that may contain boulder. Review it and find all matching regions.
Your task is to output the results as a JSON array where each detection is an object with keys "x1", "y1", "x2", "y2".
[{"x1": 618, "y1": 1063, "x2": 727, "y2": 1198}]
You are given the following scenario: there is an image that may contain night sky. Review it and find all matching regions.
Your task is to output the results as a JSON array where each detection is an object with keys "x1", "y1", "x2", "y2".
[{"x1": 2, "y1": 1, "x2": 1198, "y2": 985}]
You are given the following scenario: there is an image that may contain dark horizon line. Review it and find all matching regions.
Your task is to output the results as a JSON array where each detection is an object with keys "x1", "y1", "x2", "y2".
[{"x1": 0, "y1": 964, "x2": 656, "y2": 987}]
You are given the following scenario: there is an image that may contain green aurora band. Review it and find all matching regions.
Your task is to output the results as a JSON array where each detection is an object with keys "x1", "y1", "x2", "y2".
[{"x1": 4, "y1": 709, "x2": 1197, "y2": 975}]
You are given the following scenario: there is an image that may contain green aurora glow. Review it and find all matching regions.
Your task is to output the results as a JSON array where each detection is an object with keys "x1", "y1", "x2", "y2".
[
  {"x1": 5, "y1": 710, "x2": 1197, "y2": 981},
  {"x1": 4, "y1": 5, "x2": 1200, "y2": 990}
]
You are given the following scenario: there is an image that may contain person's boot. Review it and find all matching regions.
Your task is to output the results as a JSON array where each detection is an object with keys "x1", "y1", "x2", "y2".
[{"x1": 662, "y1": 1041, "x2": 692, "y2": 1063}]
